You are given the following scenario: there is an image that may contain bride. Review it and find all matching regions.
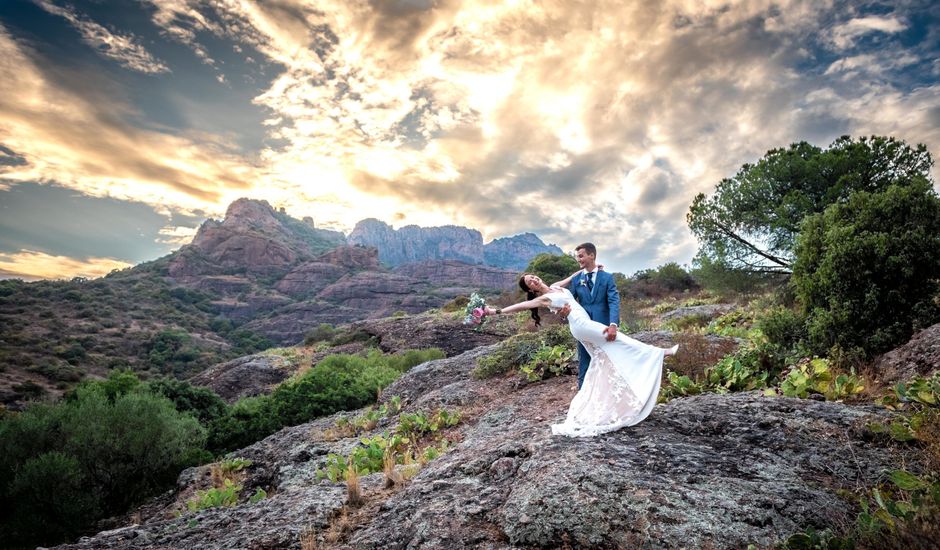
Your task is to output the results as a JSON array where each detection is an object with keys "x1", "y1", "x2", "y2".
[{"x1": 485, "y1": 273, "x2": 677, "y2": 437}]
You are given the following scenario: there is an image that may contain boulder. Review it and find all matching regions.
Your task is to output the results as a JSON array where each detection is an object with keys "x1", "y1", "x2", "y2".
[{"x1": 870, "y1": 322, "x2": 940, "y2": 383}]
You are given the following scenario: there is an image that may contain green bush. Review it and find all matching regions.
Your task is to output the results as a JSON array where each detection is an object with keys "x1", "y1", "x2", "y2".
[
  {"x1": 778, "y1": 358, "x2": 865, "y2": 401},
  {"x1": 146, "y1": 376, "x2": 229, "y2": 425},
  {"x1": 757, "y1": 306, "x2": 806, "y2": 351},
  {"x1": 208, "y1": 349, "x2": 440, "y2": 454},
  {"x1": 793, "y1": 179, "x2": 940, "y2": 357},
  {"x1": 473, "y1": 324, "x2": 573, "y2": 379},
  {"x1": 520, "y1": 345, "x2": 574, "y2": 381},
  {"x1": 524, "y1": 253, "x2": 580, "y2": 285},
  {"x1": 304, "y1": 323, "x2": 336, "y2": 345},
  {"x1": 0, "y1": 384, "x2": 206, "y2": 547}
]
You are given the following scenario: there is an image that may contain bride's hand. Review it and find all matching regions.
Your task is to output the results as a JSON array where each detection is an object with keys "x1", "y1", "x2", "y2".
[{"x1": 484, "y1": 306, "x2": 498, "y2": 316}]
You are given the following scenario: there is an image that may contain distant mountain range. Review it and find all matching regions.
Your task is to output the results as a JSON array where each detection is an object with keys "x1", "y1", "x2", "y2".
[
  {"x1": 347, "y1": 218, "x2": 562, "y2": 270},
  {"x1": 0, "y1": 198, "x2": 564, "y2": 409}
]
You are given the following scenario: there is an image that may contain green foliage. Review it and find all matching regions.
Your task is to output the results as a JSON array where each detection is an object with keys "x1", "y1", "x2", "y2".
[
  {"x1": 316, "y1": 407, "x2": 460, "y2": 482},
  {"x1": 520, "y1": 345, "x2": 574, "y2": 381},
  {"x1": 146, "y1": 376, "x2": 229, "y2": 425},
  {"x1": 779, "y1": 358, "x2": 864, "y2": 401},
  {"x1": 706, "y1": 309, "x2": 756, "y2": 339},
  {"x1": 895, "y1": 373, "x2": 940, "y2": 407},
  {"x1": 658, "y1": 371, "x2": 704, "y2": 402},
  {"x1": 473, "y1": 324, "x2": 573, "y2": 379},
  {"x1": 854, "y1": 471, "x2": 940, "y2": 541},
  {"x1": 757, "y1": 306, "x2": 806, "y2": 353},
  {"x1": 209, "y1": 350, "x2": 438, "y2": 454},
  {"x1": 249, "y1": 487, "x2": 267, "y2": 504},
  {"x1": 304, "y1": 323, "x2": 336, "y2": 345},
  {"x1": 0, "y1": 383, "x2": 206, "y2": 546},
  {"x1": 688, "y1": 135, "x2": 933, "y2": 275},
  {"x1": 146, "y1": 328, "x2": 201, "y2": 374},
  {"x1": 524, "y1": 253, "x2": 580, "y2": 285},
  {"x1": 704, "y1": 345, "x2": 773, "y2": 393},
  {"x1": 186, "y1": 479, "x2": 241, "y2": 511},
  {"x1": 792, "y1": 179, "x2": 940, "y2": 357}
]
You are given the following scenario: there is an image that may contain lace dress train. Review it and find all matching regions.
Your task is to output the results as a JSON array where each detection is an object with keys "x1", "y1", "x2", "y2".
[{"x1": 547, "y1": 288, "x2": 666, "y2": 437}]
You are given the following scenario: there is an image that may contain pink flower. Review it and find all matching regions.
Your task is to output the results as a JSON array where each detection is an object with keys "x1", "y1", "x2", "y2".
[{"x1": 472, "y1": 308, "x2": 485, "y2": 318}]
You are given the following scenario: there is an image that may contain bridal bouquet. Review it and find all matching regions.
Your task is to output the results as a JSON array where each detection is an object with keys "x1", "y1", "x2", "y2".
[{"x1": 462, "y1": 293, "x2": 488, "y2": 329}]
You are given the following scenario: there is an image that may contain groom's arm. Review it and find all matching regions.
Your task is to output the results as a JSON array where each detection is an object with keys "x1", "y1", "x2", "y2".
[{"x1": 606, "y1": 273, "x2": 620, "y2": 327}]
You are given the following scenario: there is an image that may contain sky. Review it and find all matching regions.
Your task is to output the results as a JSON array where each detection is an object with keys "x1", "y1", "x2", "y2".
[{"x1": 0, "y1": 0, "x2": 938, "y2": 280}]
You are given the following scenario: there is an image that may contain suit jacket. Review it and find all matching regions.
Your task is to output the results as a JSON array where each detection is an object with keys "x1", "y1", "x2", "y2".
[{"x1": 570, "y1": 270, "x2": 620, "y2": 327}]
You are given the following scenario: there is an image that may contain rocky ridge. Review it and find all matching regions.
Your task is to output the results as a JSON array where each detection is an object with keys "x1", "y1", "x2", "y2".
[
  {"x1": 57, "y1": 331, "x2": 924, "y2": 550},
  {"x1": 160, "y1": 201, "x2": 523, "y2": 345},
  {"x1": 347, "y1": 218, "x2": 562, "y2": 270}
]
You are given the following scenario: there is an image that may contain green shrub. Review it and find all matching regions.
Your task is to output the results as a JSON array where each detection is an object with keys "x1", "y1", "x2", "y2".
[
  {"x1": 146, "y1": 376, "x2": 229, "y2": 425},
  {"x1": 778, "y1": 358, "x2": 865, "y2": 401},
  {"x1": 4, "y1": 452, "x2": 98, "y2": 544},
  {"x1": 187, "y1": 479, "x2": 241, "y2": 511},
  {"x1": 658, "y1": 371, "x2": 704, "y2": 402},
  {"x1": 0, "y1": 385, "x2": 206, "y2": 546},
  {"x1": 757, "y1": 306, "x2": 806, "y2": 351},
  {"x1": 473, "y1": 324, "x2": 573, "y2": 379},
  {"x1": 304, "y1": 323, "x2": 336, "y2": 345},
  {"x1": 793, "y1": 179, "x2": 940, "y2": 357},
  {"x1": 520, "y1": 345, "x2": 574, "y2": 381}
]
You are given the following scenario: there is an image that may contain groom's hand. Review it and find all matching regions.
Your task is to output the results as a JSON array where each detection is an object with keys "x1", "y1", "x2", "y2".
[
  {"x1": 603, "y1": 324, "x2": 617, "y2": 341},
  {"x1": 558, "y1": 304, "x2": 571, "y2": 320}
]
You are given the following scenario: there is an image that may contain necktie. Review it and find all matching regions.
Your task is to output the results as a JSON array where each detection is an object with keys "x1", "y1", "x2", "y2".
[{"x1": 586, "y1": 271, "x2": 594, "y2": 292}]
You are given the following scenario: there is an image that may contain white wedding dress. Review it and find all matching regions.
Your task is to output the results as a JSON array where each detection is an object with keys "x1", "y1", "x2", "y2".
[{"x1": 547, "y1": 287, "x2": 666, "y2": 437}]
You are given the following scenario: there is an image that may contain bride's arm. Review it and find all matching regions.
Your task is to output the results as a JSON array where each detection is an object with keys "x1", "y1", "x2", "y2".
[{"x1": 485, "y1": 295, "x2": 550, "y2": 315}]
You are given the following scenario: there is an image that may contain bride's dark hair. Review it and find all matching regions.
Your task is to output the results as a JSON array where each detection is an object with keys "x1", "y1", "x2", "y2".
[{"x1": 518, "y1": 274, "x2": 541, "y2": 327}]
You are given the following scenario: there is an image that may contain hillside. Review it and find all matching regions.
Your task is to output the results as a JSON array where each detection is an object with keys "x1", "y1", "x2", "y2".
[
  {"x1": 51, "y1": 314, "x2": 937, "y2": 549},
  {"x1": 0, "y1": 199, "x2": 532, "y2": 410}
]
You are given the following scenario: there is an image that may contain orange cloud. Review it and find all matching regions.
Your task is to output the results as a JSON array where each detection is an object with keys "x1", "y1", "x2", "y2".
[{"x1": 0, "y1": 250, "x2": 131, "y2": 280}]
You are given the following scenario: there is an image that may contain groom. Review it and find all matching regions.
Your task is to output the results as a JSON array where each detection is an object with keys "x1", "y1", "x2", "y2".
[{"x1": 563, "y1": 243, "x2": 621, "y2": 390}]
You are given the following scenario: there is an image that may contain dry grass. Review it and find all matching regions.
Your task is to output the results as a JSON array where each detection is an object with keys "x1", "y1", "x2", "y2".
[
  {"x1": 345, "y1": 462, "x2": 362, "y2": 507},
  {"x1": 299, "y1": 524, "x2": 318, "y2": 550},
  {"x1": 383, "y1": 449, "x2": 403, "y2": 488}
]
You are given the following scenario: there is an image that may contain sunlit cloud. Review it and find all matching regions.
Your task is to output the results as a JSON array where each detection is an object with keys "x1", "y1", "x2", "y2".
[
  {"x1": 0, "y1": 250, "x2": 131, "y2": 280},
  {"x1": 829, "y1": 15, "x2": 907, "y2": 50},
  {"x1": 33, "y1": 0, "x2": 170, "y2": 74},
  {"x1": 1, "y1": 0, "x2": 937, "y2": 276},
  {"x1": 0, "y1": 23, "x2": 256, "y2": 216}
]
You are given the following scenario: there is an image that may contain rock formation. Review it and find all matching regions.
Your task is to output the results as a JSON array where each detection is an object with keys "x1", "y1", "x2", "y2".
[
  {"x1": 57, "y1": 339, "x2": 922, "y2": 550},
  {"x1": 348, "y1": 219, "x2": 563, "y2": 270},
  {"x1": 168, "y1": 199, "x2": 345, "y2": 279},
  {"x1": 871, "y1": 322, "x2": 940, "y2": 383},
  {"x1": 392, "y1": 260, "x2": 520, "y2": 289},
  {"x1": 483, "y1": 233, "x2": 563, "y2": 271},
  {"x1": 347, "y1": 218, "x2": 484, "y2": 266}
]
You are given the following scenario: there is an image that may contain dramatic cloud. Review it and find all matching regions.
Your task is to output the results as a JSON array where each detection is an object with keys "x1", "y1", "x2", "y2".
[
  {"x1": 1, "y1": 0, "x2": 938, "y2": 276},
  {"x1": 0, "y1": 23, "x2": 256, "y2": 214},
  {"x1": 34, "y1": 0, "x2": 170, "y2": 73},
  {"x1": 0, "y1": 249, "x2": 131, "y2": 280}
]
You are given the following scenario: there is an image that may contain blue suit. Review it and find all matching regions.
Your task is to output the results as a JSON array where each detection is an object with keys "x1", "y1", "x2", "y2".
[{"x1": 569, "y1": 270, "x2": 621, "y2": 389}]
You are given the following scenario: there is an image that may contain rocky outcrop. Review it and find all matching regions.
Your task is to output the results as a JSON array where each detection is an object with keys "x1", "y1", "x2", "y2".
[
  {"x1": 483, "y1": 233, "x2": 563, "y2": 271},
  {"x1": 347, "y1": 218, "x2": 484, "y2": 266},
  {"x1": 187, "y1": 353, "x2": 293, "y2": 402},
  {"x1": 871, "y1": 322, "x2": 940, "y2": 383},
  {"x1": 169, "y1": 199, "x2": 345, "y2": 279},
  {"x1": 59, "y1": 342, "x2": 921, "y2": 550},
  {"x1": 392, "y1": 260, "x2": 519, "y2": 289},
  {"x1": 273, "y1": 247, "x2": 379, "y2": 298},
  {"x1": 347, "y1": 220, "x2": 563, "y2": 271}
]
